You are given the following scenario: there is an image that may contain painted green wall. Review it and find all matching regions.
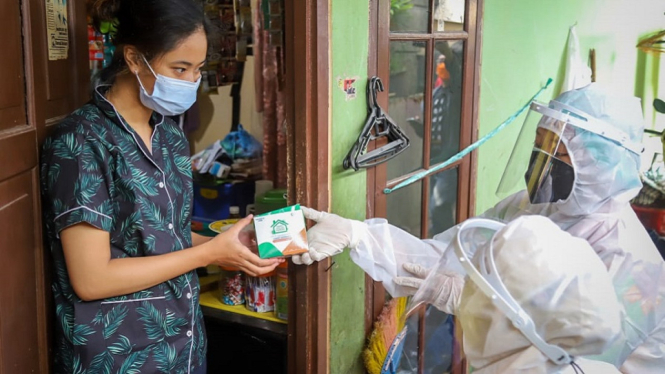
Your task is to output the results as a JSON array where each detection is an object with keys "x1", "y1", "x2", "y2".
[
  {"x1": 329, "y1": 0, "x2": 370, "y2": 373},
  {"x1": 476, "y1": 0, "x2": 665, "y2": 214},
  {"x1": 325, "y1": 0, "x2": 664, "y2": 370}
]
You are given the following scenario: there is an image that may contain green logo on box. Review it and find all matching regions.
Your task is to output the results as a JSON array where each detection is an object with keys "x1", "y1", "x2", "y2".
[{"x1": 271, "y1": 219, "x2": 289, "y2": 235}]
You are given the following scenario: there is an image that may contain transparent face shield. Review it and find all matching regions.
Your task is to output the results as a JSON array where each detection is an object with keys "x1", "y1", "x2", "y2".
[{"x1": 497, "y1": 102, "x2": 576, "y2": 206}]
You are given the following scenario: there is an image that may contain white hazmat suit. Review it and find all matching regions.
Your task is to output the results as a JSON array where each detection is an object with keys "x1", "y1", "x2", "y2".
[
  {"x1": 450, "y1": 216, "x2": 622, "y2": 373},
  {"x1": 293, "y1": 83, "x2": 665, "y2": 371}
]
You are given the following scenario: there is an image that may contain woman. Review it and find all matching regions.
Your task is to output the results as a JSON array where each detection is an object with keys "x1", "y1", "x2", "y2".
[{"x1": 40, "y1": 1, "x2": 281, "y2": 373}]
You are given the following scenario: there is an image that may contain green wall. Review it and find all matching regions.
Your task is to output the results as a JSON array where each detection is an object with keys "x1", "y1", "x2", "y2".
[
  {"x1": 325, "y1": 0, "x2": 664, "y2": 370},
  {"x1": 476, "y1": 0, "x2": 665, "y2": 214},
  {"x1": 329, "y1": 0, "x2": 370, "y2": 373}
]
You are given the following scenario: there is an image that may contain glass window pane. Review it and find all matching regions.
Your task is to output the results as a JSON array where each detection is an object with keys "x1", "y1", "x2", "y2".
[
  {"x1": 432, "y1": 0, "x2": 465, "y2": 32},
  {"x1": 427, "y1": 167, "x2": 458, "y2": 238},
  {"x1": 387, "y1": 181, "x2": 423, "y2": 238},
  {"x1": 387, "y1": 41, "x2": 426, "y2": 180},
  {"x1": 390, "y1": 0, "x2": 430, "y2": 33},
  {"x1": 430, "y1": 40, "x2": 464, "y2": 165},
  {"x1": 397, "y1": 305, "x2": 454, "y2": 373}
]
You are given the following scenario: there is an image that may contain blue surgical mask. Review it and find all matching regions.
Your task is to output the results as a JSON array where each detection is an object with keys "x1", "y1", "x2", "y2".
[{"x1": 136, "y1": 55, "x2": 201, "y2": 116}]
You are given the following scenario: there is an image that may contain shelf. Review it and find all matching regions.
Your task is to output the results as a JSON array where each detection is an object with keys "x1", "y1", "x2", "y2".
[{"x1": 199, "y1": 283, "x2": 287, "y2": 336}]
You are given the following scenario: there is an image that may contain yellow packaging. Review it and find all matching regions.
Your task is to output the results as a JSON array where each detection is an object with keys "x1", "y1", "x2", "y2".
[{"x1": 254, "y1": 204, "x2": 309, "y2": 259}]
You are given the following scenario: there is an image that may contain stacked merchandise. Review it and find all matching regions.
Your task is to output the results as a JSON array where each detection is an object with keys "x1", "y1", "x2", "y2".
[
  {"x1": 87, "y1": 15, "x2": 116, "y2": 79},
  {"x1": 632, "y1": 99, "x2": 665, "y2": 258},
  {"x1": 200, "y1": 0, "x2": 252, "y2": 91},
  {"x1": 191, "y1": 124, "x2": 262, "y2": 180},
  {"x1": 191, "y1": 125, "x2": 263, "y2": 224}
]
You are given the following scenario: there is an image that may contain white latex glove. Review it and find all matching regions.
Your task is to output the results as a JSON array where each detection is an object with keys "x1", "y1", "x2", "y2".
[
  {"x1": 292, "y1": 207, "x2": 367, "y2": 265},
  {"x1": 394, "y1": 263, "x2": 464, "y2": 315}
]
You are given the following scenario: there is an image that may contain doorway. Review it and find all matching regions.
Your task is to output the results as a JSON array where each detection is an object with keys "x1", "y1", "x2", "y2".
[{"x1": 0, "y1": 0, "x2": 330, "y2": 372}]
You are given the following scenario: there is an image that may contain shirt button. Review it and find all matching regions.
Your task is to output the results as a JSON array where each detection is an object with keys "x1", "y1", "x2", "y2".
[
  {"x1": 159, "y1": 182, "x2": 164, "y2": 188},
  {"x1": 186, "y1": 293, "x2": 192, "y2": 299},
  {"x1": 186, "y1": 330, "x2": 192, "y2": 337},
  {"x1": 168, "y1": 223, "x2": 174, "y2": 230}
]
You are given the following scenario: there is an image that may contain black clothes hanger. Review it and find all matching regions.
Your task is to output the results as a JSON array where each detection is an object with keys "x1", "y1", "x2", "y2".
[{"x1": 343, "y1": 76, "x2": 410, "y2": 171}]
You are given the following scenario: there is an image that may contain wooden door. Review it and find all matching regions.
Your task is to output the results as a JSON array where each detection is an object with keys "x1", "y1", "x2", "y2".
[{"x1": 0, "y1": 0, "x2": 88, "y2": 372}]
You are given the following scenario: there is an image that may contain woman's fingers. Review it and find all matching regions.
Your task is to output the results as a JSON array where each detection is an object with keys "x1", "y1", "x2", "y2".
[
  {"x1": 239, "y1": 249, "x2": 282, "y2": 274},
  {"x1": 226, "y1": 215, "x2": 254, "y2": 236},
  {"x1": 241, "y1": 249, "x2": 282, "y2": 267},
  {"x1": 240, "y1": 261, "x2": 280, "y2": 277}
]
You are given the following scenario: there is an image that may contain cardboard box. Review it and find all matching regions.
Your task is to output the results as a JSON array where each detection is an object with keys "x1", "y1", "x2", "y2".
[{"x1": 254, "y1": 204, "x2": 309, "y2": 259}]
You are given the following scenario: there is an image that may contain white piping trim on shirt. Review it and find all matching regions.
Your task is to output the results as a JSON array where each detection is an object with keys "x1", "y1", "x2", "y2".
[
  {"x1": 100, "y1": 296, "x2": 167, "y2": 304},
  {"x1": 186, "y1": 275, "x2": 195, "y2": 374},
  {"x1": 94, "y1": 86, "x2": 184, "y2": 248},
  {"x1": 95, "y1": 85, "x2": 193, "y2": 370},
  {"x1": 54, "y1": 206, "x2": 112, "y2": 222}
]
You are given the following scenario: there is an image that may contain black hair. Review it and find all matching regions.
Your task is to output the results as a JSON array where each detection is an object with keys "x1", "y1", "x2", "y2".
[{"x1": 90, "y1": 0, "x2": 212, "y2": 84}]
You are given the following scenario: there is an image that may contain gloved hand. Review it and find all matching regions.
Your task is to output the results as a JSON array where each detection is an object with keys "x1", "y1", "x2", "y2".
[
  {"x1": 292, "y1": 207, "x2": 367, "y2": 265},
  {"x1": 394, "y1": 263, "x2": 464, "y2": 315}
]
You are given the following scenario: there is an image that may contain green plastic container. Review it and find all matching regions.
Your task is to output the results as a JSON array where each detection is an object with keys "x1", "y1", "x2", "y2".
[{"x1": 255, "y1": 189, "x2": 287, "y2": 215}]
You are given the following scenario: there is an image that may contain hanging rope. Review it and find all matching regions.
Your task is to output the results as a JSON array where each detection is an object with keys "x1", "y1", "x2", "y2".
[{"x1": 384, "y1": 78, "x2": 553, "y2": 194}]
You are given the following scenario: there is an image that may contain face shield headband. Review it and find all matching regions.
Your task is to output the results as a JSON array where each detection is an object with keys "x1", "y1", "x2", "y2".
[{"x1": 453, "y1": 218, "x2": 576, "y2": 366}]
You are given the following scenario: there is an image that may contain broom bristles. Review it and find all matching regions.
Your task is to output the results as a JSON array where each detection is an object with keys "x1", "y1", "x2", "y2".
[{"x1": 363, "y1": 297, "x2": 408, "y2": 374}]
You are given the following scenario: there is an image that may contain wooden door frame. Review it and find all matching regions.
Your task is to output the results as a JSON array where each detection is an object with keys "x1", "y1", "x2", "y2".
[
  {"x1": 284, "y1": 0, "x2": 331, "y2": 373},
  {"x1": 22, "y1": 0, "x2": 93, "y2": 370},
  {"x1": 365, "y1": 0, "x2": 485, "y2": 371}
]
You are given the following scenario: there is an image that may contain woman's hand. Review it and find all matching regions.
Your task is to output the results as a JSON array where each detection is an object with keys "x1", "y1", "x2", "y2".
[
  {"x1": 237, "y1": 227, "x2": 258, "y2": 254},
  {"x1": 205, "y1": 215, "x2": 282, "y2": 276}
]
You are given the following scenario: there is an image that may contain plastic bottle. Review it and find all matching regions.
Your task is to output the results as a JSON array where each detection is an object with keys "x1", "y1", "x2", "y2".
[
  {"x1": 219, "y1": 266, "x2": 245, "y2": 305},
  {"x1": 275, "y1": 262, "x2": 288, "y2": 320},
  {"x1": 245, "y1": 271, "x2": 276, "y2": 313},
  {"x1": 229, "y1": 206, "x2": 241, "y2": 219}
]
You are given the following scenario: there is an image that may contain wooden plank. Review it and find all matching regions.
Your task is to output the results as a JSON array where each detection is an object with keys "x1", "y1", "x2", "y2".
[
  {"x1": 0, "y1": 171, "x2": 40, "y2": 374},
  {"x1": 391, "y1": 31, "x2": 469, "y2": 41},
  {"x1": 23, "y1": 0, "x2": 53, "y2": 371},
  {"x1": 468, "y1": 0, "x2": 484, "y2": 220},
  {"x1": 0, "y1": 0, "x2": 27, "y2": 132},
  {"x1": 0, "y1": 128, "x2": 38, "y2": 183},
  {"x1": 285, "y1": 0, "x2": 331, "y2": 372}
]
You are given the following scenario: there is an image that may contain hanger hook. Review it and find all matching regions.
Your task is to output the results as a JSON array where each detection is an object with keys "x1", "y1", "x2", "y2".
[{"x1": 369, "y1": 76, "x2": 383, "y2": 110}]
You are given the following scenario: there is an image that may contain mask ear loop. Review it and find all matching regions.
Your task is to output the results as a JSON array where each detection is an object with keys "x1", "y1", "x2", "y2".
[
  {"x1": 570, "y1": 361, "x2": 585, "y2": 374},
  {"x1": 140, "y1": 54, "x2": 159, "y2": 79},
  {"x1": 134, "y1": 54, "x2": 158, "y2": 97}
]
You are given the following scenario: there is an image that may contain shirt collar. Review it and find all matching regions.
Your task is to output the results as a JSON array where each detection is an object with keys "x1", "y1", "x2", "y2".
[{"x1": 93, "y1": 84, "x2": 165, "y2": 130}]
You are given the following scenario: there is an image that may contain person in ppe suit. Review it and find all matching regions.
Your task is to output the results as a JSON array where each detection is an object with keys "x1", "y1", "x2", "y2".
[
  {"x1": 293, "y1": 83, "x2": 665, "y2": 372},
  {"x1": 410, "y1": 215, "x2": 623, "y2": 373}
]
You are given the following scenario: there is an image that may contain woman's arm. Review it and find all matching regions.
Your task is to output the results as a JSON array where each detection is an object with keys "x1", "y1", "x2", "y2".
[
  {"x1": 61, "y1": 215, "x2": 281, "y2": 301},
  {"x1": 192, "y1": 232, "x2": 212, "y2": 247}
]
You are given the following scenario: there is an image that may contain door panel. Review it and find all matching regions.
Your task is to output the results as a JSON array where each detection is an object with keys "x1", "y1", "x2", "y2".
[
  {"x1": 0, "y1": 171, "x2": 40, "y2": 374},
  {"x1": 0, "y1": 128, "x2": 37, "y2": 182},
  {"x1": 45, "y1": 58, "x2": 74, "y2": 121},
  {"x1": 0, "y1": 0, "x2": 27, "y2": 131},
  {"x1": 0, "y1": 0, "x2": 90, "y2": 372},
  {"x1": 32, "y1": 0, "x2": 82, "y2": 122}
]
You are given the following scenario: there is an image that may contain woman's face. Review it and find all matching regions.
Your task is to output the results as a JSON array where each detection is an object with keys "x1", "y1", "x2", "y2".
[{"x1": 134, "y1": 28, "x2": 208, "y2": 95}]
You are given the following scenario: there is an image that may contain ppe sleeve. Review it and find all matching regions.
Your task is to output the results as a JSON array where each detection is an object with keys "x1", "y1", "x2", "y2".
[
  {"x1": 351, "y1": 218, "x2": 464, "y2": 297},
  {"x1": 42, "y1": 131, "x2": 115, "y2": 236}
]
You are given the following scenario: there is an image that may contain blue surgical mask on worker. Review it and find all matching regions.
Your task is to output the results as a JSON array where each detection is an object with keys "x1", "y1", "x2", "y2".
[
  {"x1": 524, "y1": 149, "x2": 575, "y2": 204},
  {"x1": 136, "y1": 55, "x2": 201, "y2": 116}
]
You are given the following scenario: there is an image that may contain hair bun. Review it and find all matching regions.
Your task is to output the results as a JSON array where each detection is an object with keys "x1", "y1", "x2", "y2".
[{"x1": 88, "y1": 0, "x2": 122, "y2": 24}]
